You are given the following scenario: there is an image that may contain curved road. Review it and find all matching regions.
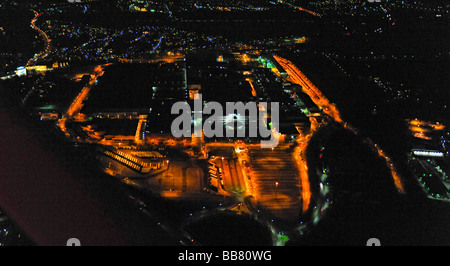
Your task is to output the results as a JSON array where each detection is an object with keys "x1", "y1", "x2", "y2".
[
  {"x1": 26, "y1": 9, "x2": 51, "y2": 67},
  {"x1": 273, "y1": 55, "x2": 405, "y2": 194}
]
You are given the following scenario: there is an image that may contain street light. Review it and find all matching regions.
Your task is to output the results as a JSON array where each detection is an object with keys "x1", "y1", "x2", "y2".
[{"x1": 275, "y1": 182, "x2": 279, "y2": 199}]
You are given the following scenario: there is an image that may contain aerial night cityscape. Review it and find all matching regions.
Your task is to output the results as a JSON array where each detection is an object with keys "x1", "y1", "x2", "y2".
[{"x1": 0, "y1": 0, "x2": 449, "y2": 250}]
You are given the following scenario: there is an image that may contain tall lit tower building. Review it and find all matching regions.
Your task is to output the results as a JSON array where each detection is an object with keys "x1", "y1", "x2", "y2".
[{"x1": 135, "y1": 114, "x2": 148, "y2": 145}]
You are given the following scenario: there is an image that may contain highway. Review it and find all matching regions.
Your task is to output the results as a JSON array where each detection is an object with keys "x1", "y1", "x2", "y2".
[
  {"x1": 279, "y1": 1, "x2": 323, "y2": 17},
  {"x1": 273, "y1": 55, "x2": 343, "y2": 124},
  {"x1": 58, "y1": 64, "x2": 108, "y2": 139},
  {"x1": 26, "y1": 10, "x2": 51, "y2": 67},
  {"x1": 273, "y1": 55, "x2": 405, "y2": 198},
  {"x1": 294, "y1": 129, "x2": 314, "y2": 213}
]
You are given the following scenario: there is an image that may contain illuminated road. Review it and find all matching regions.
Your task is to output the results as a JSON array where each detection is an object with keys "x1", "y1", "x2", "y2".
[
  {"x1": 27, "y1": 10, "x2": 51, "y2": 67},
  {"x1": 408, "y1": 119, "x2": 446, "y2": 141},
  {"x1": 118, "y1": 55, "x2": 185, "y2": 64},
  {"x1": 293, "y1": 120, "x2": 317, "y2": 212},
  {"x1": 279, "y1": 1, "x2": 323, "y2": 17},
  {"x1": 297, "y1": 7, "x2": 322, "y2": 17},
  {"x1": 58, "y1": 64, "x2": 108, "y2": 137},
  {"x1": 246, "y1": 78, "x2": 257, "y2": 97},
  {"x1": 409, "y1": 119, "x2": 445, "y2": 131},
  {"x1": 273, "y1": 55, "x2": 342, "y2": 123},
  {"x1": 273, "y1": 55, "x2": 405, "y2": 194}
]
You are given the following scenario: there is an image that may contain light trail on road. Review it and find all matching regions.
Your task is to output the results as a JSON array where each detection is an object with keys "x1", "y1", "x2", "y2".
[
  {"x1": 27, "y1": 10, "x2": 51, "y2": 67},
  {"x1": 279, "y1": 1, "x2": 323, "y2": 17}
]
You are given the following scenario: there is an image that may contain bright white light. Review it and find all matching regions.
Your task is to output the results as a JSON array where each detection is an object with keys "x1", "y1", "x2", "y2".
[{"x1": 412, "y1": 150, "x2": 444, "y2": 158}]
